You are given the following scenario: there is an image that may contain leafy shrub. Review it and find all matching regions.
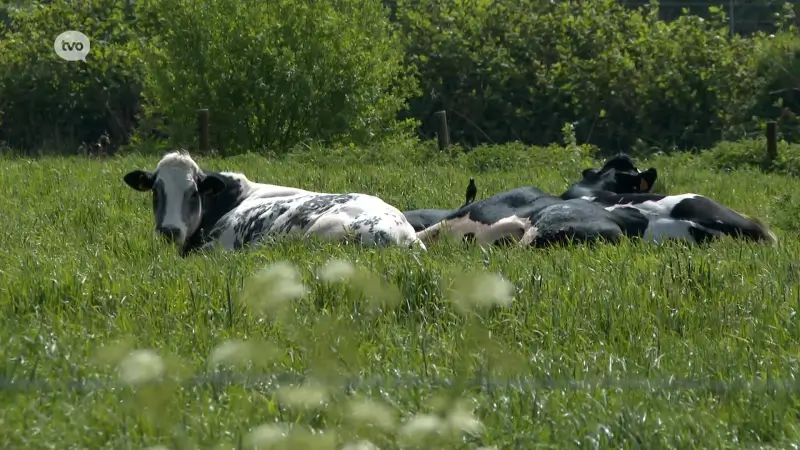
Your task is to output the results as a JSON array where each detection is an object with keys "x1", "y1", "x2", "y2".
[
  {"x1": 395, "y1": 0, "x2": 767, "y2": 152},
  {"x1": 700, "y1": 137, "x2": 800, "y2": 176},
  {"x1": 136, "y1": 0, "x2": 418, "y2": 155},
  {"x1": 0, "y1": 0, "x2": 145, "y2": 153},
  {"x1": 747, "y1": 28, "x2": 800, "y2": 143}
]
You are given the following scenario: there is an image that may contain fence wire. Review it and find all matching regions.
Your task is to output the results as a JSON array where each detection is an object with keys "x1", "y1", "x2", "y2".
[{"x1": 1, "y1": 372, "x2": 799, "y2": 395}]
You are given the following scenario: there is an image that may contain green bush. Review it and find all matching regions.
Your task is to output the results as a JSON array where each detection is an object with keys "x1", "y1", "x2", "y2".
[
  {"x1": 0, "y1": 0, "x2": 145, "y2": 153},
  {"x1": 136, "y1": 0, "x2": 418, "y2": 155},
  {"x1": 701, "y1": 137, "x2": 800, "y2": 176},
  {"x1": 395, "y1": 0, "x2": 767, "y2": 152},
  {"x1": 1, "y1": 0, "x2": 796, "y2": 157},
  {"x1": 747, "y1": 28, "x2": 800, "y2": 143}
]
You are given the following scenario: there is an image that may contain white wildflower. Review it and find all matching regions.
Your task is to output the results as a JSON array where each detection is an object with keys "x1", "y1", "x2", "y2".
[
  {"x1": 341, "y1": 440, "x2": 380, "y2": 450},
  {"x1": 117, "y1": 349, "x2": 165, "y2": 387},
  {"x1": 317, "y1": 258, "x2": 356, "y2": 283},
  {"x1": 244, "y1": 423, "x2": 290, "y2": 449},
  {"x1": 207, "y1": 339, "x2": 253, "y2": 369},
  {"x1": 445, "y1": 403, "x2": 485, "y2": 436},
  {"x1": 276, "y1": 383, "x2": 329, "y2": 410},
  {"x1": 346, "y1": 398, "x2": 397, "y2": 431},
  {"x1": 448, "y1": 271, "x2": 514, "y2": 312},
  {"x1": 398, "y1": 413, "x2": 443, "y2": 443},
  {"x1": 242, "y1": 261, "x2": 307, "y2": 315}
]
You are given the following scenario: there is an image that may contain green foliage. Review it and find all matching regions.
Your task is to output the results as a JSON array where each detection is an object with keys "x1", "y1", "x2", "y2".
[
  {"x1": 0, "y1": 0, "x2": 797, "y2": 156},
  {"x1": 136, "y1": 0, "x2": 418, "y2": 155},
  {"x1": 395, "y1": 0, "x2": 771, "y2": 152},
  {"x1": 0, "y1": 0, "x2": 145, "y2": 152},
  {"x1": 701, "y1": 136, "x2": 800, "y2": 176},
  {"x1": 748, "y1": 29, "x2": 800, "y2": 143},
  {"x1": 2, "y1": 145, "x2": 800, "y2": 448}
]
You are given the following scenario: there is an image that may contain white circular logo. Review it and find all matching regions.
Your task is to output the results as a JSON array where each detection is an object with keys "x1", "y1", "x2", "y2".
[{"x1": 54, "y1": 30, "x2": 91, "y2": 62}]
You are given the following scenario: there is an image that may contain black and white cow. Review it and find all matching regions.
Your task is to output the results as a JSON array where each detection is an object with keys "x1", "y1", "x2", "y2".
[
  {"x1": 403, "y1": 178, "x2": 478, "y2": 232},
  {"x1": 561, "y1": 153, "x2": 659, "y2": 200},
  {"x1": 414, "y1": 185, "x2": 654, "y2": 248},
  {"x1": 415, "y1": 153, "x2": 778, "y2": 248},
  {"x1": 123, "y1": 151, "x2": 427, "y2": 256},
  {"x1": 563, "y1": 155, "x2": 778, "y2": 245}
]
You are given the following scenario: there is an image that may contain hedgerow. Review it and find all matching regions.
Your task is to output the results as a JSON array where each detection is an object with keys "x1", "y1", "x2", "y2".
[
  {"x1": 135, "y1": 0, "x2": 417, "y2": 155},
  {"x1": 0, "y1": 0, "x2": 144, "y2": 152},
  {"x1": 0, "y1": 0, "x2": 797, "y2": 155},
  {"x1": 395, "y1": 0, "x2": 797, "y2": 151}
]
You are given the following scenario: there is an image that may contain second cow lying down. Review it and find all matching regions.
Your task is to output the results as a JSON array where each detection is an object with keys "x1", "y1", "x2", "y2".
[
  {"x1": 123, "y1": 151, "x2": 426, "y2": 256},
  {"x1": 416, "y1": 154, "x2": 778, "y2": 248}
]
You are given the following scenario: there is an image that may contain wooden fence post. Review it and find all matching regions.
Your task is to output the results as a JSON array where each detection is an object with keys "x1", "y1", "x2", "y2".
[
  {"x1": 766, "y1": 121, "x2": 777, "y2": 163},
  {"x1": 434, "y1": 110, "x2": 450, "y2": 151},
  {"x1": 198, "y1": 109, "x2": 210, "y2": 153}
]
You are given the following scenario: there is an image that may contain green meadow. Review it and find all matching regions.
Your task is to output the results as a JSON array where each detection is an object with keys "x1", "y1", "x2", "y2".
[{"x1": 2, "y1": 142, "x2": 800, "y2": 449}]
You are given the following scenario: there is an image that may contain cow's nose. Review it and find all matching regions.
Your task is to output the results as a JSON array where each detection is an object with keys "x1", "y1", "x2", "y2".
[{"x1": 156, "y1": 226, "x2": 181, "y2": 242}]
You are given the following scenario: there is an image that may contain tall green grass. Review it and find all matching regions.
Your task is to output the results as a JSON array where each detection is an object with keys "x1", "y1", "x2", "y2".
[{"x1": 2, "y1": 144, "x2": 800, "y2": 449}]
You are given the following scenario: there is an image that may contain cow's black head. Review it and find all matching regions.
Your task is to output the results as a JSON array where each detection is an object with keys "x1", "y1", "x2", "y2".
[{"x1": 562, "y1": 153, "x2": 658, "y2": 199}]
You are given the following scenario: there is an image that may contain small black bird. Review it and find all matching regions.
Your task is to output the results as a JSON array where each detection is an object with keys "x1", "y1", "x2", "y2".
[{"x1": 464, "y1": 177, "x2": 477, "y2": 205}]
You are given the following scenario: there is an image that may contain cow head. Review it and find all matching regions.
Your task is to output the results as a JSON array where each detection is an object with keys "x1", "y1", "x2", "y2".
[
  {"x1": 570, "y1": 154, "x2": 658, "y2": 198},
  {"x1": 123, "y1": 150, "x2": 226, "y2": 247}
]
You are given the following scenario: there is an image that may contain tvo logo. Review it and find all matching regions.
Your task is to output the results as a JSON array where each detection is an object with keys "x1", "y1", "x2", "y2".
[{"x1": 54, "y1": 31, "x2": 91, "y2": 62}]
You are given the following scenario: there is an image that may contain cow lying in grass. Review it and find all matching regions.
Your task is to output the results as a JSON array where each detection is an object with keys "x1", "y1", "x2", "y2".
[
  {"x1": 403, "y1": 178, "x2": 477, "y2": 232},
  {"x1": 561, "y1": 153, "x2": 659, "y2": 200},
  {"x1": 415, "y1": 154, "x2": 778, "y2": 247},
  {"x1": 123, "y1": 150, "x2": 426, "y2": 256},
  {"x1": 563, "y1": 154, "x2": 778, "y2": 245}
]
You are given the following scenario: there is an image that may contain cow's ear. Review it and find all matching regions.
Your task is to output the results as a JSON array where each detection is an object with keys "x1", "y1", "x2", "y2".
[
  {"x1": 123, "y1": 170, "x2": 154, "y2": 192},
  {"x1": 581, "y1": 168, "x2": 600, "y2": 180},
  {"x1": 199, "y1": 174, "x2": 226, "y2": 196},
  {"x1": 639, "y1": 168, "x2": 658, "y2": 192}
]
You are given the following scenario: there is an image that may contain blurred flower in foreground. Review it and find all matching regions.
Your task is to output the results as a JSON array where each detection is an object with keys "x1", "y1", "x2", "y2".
[
  {"x1": 398, "y1": 401, "x2": 485, "y2": 446},
  {"x1": 317, "y1": 258, "x2": 356, "y2": 283},
  {"x1": 345, "y1": 398, "x2": 397, "y2": 432},
  {"x1": 341, "y1": 440, "x2": 380, "y2": 450},
  {"x1": 445, "y1": 401, "x2": 485, "y2": 436},
  {"x1": 207, "y1": 338, "x2": 253, "y2": 369},
  {"x1": 244, "y1": 423, "x2": 290, "y2": 449},
  {"x1": 446, "y1": 270, "x2": 514, "y2": 313},
  {"x1": 207, "y1": 338, "x2": 282, "y2": 370},
  {"x1": 276, "y1": 382, "x2": 329, "y2": 410},
  {"x1": 398, "y1": 413, "x2": 443, "y2": 445},
  {"x1": 240, "y1": 261, "x2": 307, "y2": 315},
  {"x1": 117, "y1": 349, "x2": 165, "y2": 387}
]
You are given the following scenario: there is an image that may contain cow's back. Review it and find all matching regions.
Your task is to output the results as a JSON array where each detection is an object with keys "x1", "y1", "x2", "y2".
[
  {"x1": 446, "y1": 186, "x2": 559, "y2": 224},
  {"x1": 404, "y1": 209, "x2": 452, "y2": 232},
  {"x1": 206, "y1": 192, "x2": 422, "y2": 250}
]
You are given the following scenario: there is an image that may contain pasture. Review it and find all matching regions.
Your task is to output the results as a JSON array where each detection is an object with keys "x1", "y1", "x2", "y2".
[{"x1": 2, "y1": 144, "x2": 800, "y2": 449}]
